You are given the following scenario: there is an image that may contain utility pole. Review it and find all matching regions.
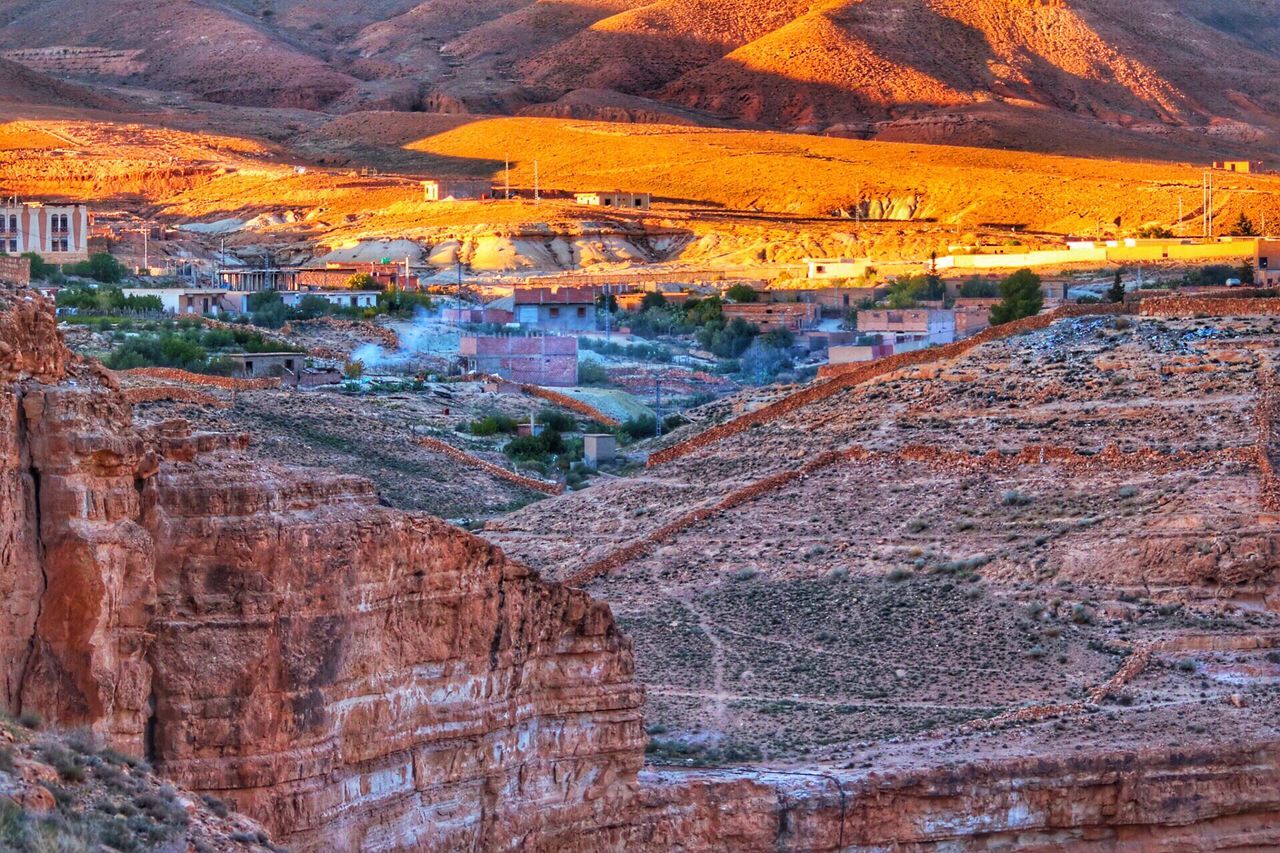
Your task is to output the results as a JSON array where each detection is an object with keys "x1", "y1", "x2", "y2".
[
  {"x1": 504, "y1": 157, "x2": 511, "y2": 200},
  {"x1": 603, "y1": 282, "x2": 612, "y2": 343},
  {"x1": 534, "y1": 160, "x2": 540, "y2": 204},
  {"x1": 1177, "y1": 195, "x2": 1183, "y2": 235},
  {"x1": 654, "y1": 378, "x2": 662, "y2": 438}
]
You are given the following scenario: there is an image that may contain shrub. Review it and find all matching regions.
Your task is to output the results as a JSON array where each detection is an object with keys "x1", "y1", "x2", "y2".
[
  {"x1": 64, "y1": 253, "x2": 127, "y2": 284},
  {"x1": 470, "y1": 414, "x2": 517, "y2": 436},
  {"x1": 989, "y1": 269, "x2": 1044, "y2": 325},
  {"x1": 724, "y1": 284, "x2": 759, "y2": 303},
  {"x1": 617, "y1": 415, "x2": 657, "y2": 443},
  {"x1": 536, "y1": 408, "x2": 576, "y2": 432},
  {"x1": 577, "y1": 360, "x2": 608, "y2": 385}
]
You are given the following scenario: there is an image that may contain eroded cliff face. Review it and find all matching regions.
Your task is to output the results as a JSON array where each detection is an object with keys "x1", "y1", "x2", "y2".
[
  {"x1": 9, "y1": 286, "x2": 1280, "y2": 851},
  {"x1": 0, "y1": 288, "x2": 645, "y2": 850}
]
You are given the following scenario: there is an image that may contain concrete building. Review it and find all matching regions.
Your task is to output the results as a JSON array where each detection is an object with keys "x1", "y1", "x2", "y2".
[
  {"x1": 1258, "y1": 239, "x2": 1280, "y2": 285},
  {"x1": 221, "y1": 352, "x2": 303, "y2": 380},
  {"x1": 1214, "y1": 161, "x2": 1262, "y2": 173},
  {"x1": 122, "y1": 288, "x2": 235, "y2": 316},
  {"x1": 830, "y1": 338, "x2": 930, "y2": 365},
  {"x1": 722, "y1": 302, "x2": 820, "y2": 332},
  {"x1": 217, "y1": 262, "x2": 416, "y2": 293},
  {"x1": 514, "y1": 287, "x2": 597, "y2": 332},
  {"x1": 216, "y1": 268, "x2": 299, "y2": 292},
  {"x1": 584, "y1": 434, "x2": 616, "y2": 468},
  {"x1": 279, "y1": 290, "x2": 379, "y2": 310},
  {"x1": 0, "y1": 202, "x2": 90, "y2": 262},
  {"x1": 806, "y1": 258, "x2": 870, "y2": 280},
  {"x1": 575, "y1": 191, "x2": 651, "y2": 211},
  {"x1": 423, "y1": 179, "x2": 494, "y2": 202},
  {"x1": 459, "y1": 335, "x2": 578, "y2": 387},
  {"x1": 857, "y1": 309, "x2": 956, "y2": 346}
]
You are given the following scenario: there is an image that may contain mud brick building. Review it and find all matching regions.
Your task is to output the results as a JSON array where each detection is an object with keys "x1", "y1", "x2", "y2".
[{"x1": 460, "y1": 335, "x2": 578, "y2": 387}]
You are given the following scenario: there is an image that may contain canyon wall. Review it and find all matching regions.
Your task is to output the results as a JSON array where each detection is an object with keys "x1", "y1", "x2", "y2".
[
  {"x1": 8, "y1": 286, "x2": 1280, "y2": 849},
  {"x1": 0, "y1": 287, "x2": 645, "y2": 850}
]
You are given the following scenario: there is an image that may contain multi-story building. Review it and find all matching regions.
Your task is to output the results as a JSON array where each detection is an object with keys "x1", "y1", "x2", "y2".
[{"x1": 0, "y1": 202, "x2": 90, "y2": 262}]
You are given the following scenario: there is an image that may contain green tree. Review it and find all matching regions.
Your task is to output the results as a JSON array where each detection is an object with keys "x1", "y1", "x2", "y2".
[
  {"x1": 1233, "y1": 213, "x2": 1259, "y2": 237},
  {"x1": 989, "y1": 269, "x2": 1044, "y2": 326},
  {"x1": 296, "y1": 295, "x2": 333, "y2": 319},
  {"x1": 724, "y1": 284, "x2": 759, "y2": 303},
  {"x1": 884, "y1": 274, "x2": 945, "y2": 309},
  {"x1": 21, "y1": 252, "x2": 54, "y2": 280},
  {"x1": 1107, "y1": 269, "x2": 1126, "y2": 304},
  {"x1": 345, "y1": 272, "x2": 378, "y2": 290},
  {"x1": 595, "y1": 292, "x2": 618, "y2": 313},
  {"x1": 640, "y1": 291, "x2": 668, "y2": 310}
]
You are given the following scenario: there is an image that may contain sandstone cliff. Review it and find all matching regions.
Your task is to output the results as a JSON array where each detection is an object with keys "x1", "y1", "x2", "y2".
[
  {"x1": 9, "y1": 286, "x2": 1280, "y2": 850},
  {"x1": 0, "y1": 287, "x2": 645, "y2": 849}
]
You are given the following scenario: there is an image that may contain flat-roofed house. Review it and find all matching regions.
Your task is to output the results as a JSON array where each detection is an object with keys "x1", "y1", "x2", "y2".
[
  {"x1": 0, "y1": 202, "x2": 90, "y2": 262},
  {"x1": 574, "y1": 191, "x2": 651, "y2": 210},
  {"x1": 423, "y1": 179, "x2": 495, "y2": 202}
]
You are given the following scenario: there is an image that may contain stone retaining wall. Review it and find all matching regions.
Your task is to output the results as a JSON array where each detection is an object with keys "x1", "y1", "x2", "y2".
[{"x1": 415, "y1": 435, "x2": 564, "y2": 496}]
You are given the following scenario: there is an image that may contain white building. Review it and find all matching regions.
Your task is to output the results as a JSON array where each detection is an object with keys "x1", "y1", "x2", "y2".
[
  {"x1": 0, "y1": 202, "x2": 90, "y2": 262},
  {"x1": 806, "y1": 258, "x2": 870, "y2": 280},
  {"x1": 574, "y1": 191, "x2": 651, "y2": 210},
  {"x1": 280, "y1": 290, "x2": 379, "y2": 310},
  {"x1": 122, "y1": 288, "x2": 234, "y2": 316}
]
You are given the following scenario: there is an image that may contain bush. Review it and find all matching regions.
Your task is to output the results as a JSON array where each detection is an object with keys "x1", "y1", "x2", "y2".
[
  {"x1": 21, "y1": 252, "x2": 55, "y2": 280},
  {"x1": 577, "y1": 360, "x2": 608, "y2": 385},
  {"x1": 617, "y1": 415, "x2": 657, "y2": 443},
  {"x1": 64, "y1": 253, "x2": 127, "y2": 284},
  {"x1": 536, "y1": 408, "x2": 576, "y2": 432},
  {"x1": 470, "y1": 414, "x2": 518, "y2": 436},
  {"x1": 724, "y1": 284, "x2": 759, "y2": 303}
]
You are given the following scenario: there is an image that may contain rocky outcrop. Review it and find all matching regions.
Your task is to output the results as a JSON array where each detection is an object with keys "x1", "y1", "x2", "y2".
[
  {"x1": 629, "y1": 745, "x2": 1280, "y2": 849},
  {"x1": 0, "y1": 288, "x2": 645, "y2": 849}
]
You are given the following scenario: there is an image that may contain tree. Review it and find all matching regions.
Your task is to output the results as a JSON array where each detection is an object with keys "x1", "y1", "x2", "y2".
[
  {"x1": 989, "y1": 269, "x2": 1044, "y2": 326},
  {"x1": 724, "y1": 284, "x2": 759, "y2": 303},
  {"x1": 64, "y1": 253, "x2": 126, "y2": 284},
  {"x1": 296, "y1": 294, "x2": 333, "y2": 319},
  {"x1": 761, "y1": 326, "x2": 795, "y2": 349},
  {"x1": 640, "y1": 291, "x2": 668, "y2": 310},
  {"x1": 345, "y1": 272, "x2": 378, "y2": 290},
  {"x1": 21, "y1": 252, "x2": 54, "y2": 280},
  {"x1": 595, "y1": 292, "x2": 618, "y2": 313},
  {"x1": 1234, "y1": 213, "x2": 1259, "y2": 237},
  {"x1": 884, "y1": 273, "x2": 945, "y2": 309},
  {"x1": 1107, "y1": 269, "x2": 1126, "y2": 304}
]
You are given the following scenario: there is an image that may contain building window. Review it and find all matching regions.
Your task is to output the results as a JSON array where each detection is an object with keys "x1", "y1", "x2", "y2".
[
  {"x1": 7, "y1": 240, "x2": 15, "y2": 253},
  {"x1": 52, "y1": 238, "x2": 68, "y2": 252},
  {"x1": 577, "y1": 306, "x2": 586, "y2": 317},
  {"x1": 550, "y1": 307, "x2": 560, "y2": 317},
  {"x1": 285, "y1": 360, "x2": 295, "y2": 372},
  {"x1": 244, "y1": 360, "x2": 254, "y2": 375}
]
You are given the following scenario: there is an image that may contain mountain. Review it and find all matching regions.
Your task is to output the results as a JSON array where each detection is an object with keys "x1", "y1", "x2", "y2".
[{"x1": 1, "y1": 0, "x2": 1279, "y2": 157}]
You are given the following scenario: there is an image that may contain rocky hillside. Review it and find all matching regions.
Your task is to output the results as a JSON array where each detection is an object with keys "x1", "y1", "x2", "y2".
[{"x1": 2, "y1": 0, "x2": 1280, "y2": 156}]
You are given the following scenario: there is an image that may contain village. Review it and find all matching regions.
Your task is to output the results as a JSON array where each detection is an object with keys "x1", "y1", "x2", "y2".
[{"x1": 3, "y1": 159, "x2": 1280, "y2": 509}]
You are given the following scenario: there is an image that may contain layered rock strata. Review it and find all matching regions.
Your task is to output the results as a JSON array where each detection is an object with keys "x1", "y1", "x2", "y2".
[{"x1": 0, "y1": 287, "x2": 644, "y2": 849}]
